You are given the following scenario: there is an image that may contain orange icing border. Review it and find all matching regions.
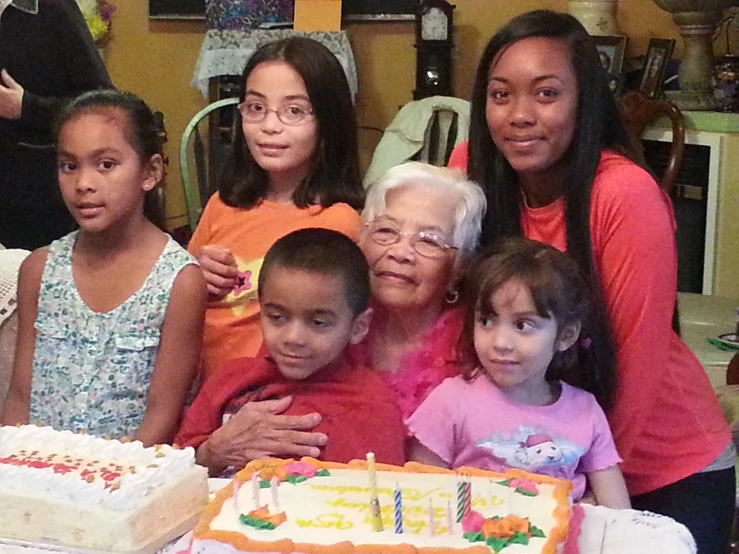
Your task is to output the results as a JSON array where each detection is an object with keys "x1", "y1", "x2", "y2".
[{"x1": 193, "y1": 458, "x2": 572, "y2": 554}]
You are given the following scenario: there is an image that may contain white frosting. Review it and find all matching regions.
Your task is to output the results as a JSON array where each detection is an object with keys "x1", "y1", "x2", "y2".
[
  {"x1": 0, "y1": 425, "x2": 197, "y2": 511},
  {"x1": 208, "y1": 469, "x2": 566, "y2": 553}
]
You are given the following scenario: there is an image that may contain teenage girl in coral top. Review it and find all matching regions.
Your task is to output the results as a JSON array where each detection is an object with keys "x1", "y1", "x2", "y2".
[{"x1": 448, "y1": 10, "x2": 733, "y2": 553}]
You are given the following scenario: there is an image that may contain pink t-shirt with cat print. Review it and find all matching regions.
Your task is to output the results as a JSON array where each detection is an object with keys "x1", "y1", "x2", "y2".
[{"x1": 407, "y1": 375, "x2": 621, "y2": 501}]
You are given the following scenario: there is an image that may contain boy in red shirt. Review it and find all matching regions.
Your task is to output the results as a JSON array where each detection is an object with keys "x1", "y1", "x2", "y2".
[{"x1": 176, "y1": 228, "x2": 405, "y2": 475}]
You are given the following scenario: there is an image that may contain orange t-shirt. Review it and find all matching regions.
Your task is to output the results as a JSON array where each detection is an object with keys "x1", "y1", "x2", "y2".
[{"x1": 188, "y1": 194, "x2": 361, "y2": 380}]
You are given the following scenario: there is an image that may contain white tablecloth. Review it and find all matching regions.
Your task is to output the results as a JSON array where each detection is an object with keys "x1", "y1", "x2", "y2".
[
  {"x1": 0, "y1": 480, "x2": 697, "y2": 554},
  {"x1": 191, "y1": 29, "x2": 358, "y2": 98}
]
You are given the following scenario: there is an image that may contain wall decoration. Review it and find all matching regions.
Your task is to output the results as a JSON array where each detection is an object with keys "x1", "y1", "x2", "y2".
[
  {"x1": 149, "y1": 0, "x2": 204, "y2": 20},
  {"x1": 342, "y1": 0, "x2": 417, "y2": 22}
]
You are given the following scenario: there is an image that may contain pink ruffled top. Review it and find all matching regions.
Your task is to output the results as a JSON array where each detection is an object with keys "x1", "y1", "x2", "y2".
[{"x1": 349, "y1": 307, "x2": 464, "y2": 421}]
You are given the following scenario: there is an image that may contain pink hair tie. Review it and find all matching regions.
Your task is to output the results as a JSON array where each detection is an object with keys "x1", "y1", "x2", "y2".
[{"x1": 579, "y1": 337, "x2": 592, "y2": 349}]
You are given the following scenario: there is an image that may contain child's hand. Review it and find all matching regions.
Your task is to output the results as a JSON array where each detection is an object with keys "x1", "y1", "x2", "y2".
[
  {"x1": 198, "y1": 245, "x2": 238, "y2": 298},
  {"x1": 578, "y1": 492, "x2": 597, "y2": 505}
]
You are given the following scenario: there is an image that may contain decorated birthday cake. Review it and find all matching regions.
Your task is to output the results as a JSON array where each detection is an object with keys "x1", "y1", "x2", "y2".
[
  {"x1": 193, "y1": 456, "x2": 575, "y2": 554},
  {"x1": 0, "y1": 425, "x2": 209, "y2": 553}
]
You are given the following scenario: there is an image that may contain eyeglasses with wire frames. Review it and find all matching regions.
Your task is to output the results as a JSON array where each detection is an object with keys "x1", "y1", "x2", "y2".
[
  {"x1": 364, "y1": 219, "x2": 458, "y2": 259},
  {"x1": 237, "y1": 101, "x2": 315, "y2": 126}
]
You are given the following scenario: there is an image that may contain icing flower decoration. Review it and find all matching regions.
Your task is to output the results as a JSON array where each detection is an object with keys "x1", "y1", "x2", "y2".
[
  {"x1": 463, "y1": 515, "x2": 546, "y2": 551},
  {"x1": 508, "y1": 479, "x2": 539, "y2": 496},
  {"x1": 258, "y1": 465, "x2": 288, "y2": 483},
  {"x1": 462, "y1": 510, "x2": 485, "y2": 534},
  {"x1": 76, "y1": 0, "x2": 115, "y2": 44},
  {"x1": 481, "y1": 515, "x2": 530, "y2": 539},
  {"x1": 284, "y1": 462, "x2": 318, "y2": 479},
  {"x1": 241, "y1": 506, "x2": 286, "y2": 529}
]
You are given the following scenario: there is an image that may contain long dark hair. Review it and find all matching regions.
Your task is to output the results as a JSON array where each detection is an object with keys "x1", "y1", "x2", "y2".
[
  {"x1": 55, "y1": 89, "x2": 167, "y2": 229},
  {"x1": 219, "y1": 37, "x2": 364, "y2": 211},
  {"x1": 466, "y1": 10, "x2": 649, "y2": 398},
  {"x1": 459, "y1": 237, "x2": 616, "y2": 410}
]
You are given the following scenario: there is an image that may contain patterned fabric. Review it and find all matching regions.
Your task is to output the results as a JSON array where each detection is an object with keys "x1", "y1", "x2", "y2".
[
  {"x1": 349, "y1": 307, "x2": 464, "y2": 421},
  {"x1": 29, "y1": 232, "x2": 196, "y2": 439},
  {"x1": 206, "y1": 0, "x2": 293, "y2": 30},
  {"x1": 191, "y1": 29, "x2": 358, "y2": 97}
]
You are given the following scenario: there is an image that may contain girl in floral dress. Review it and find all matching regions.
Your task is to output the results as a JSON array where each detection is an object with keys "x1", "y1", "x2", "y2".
[{"x1": 2, "y1": 90, "x2": 206, "y2": 446}]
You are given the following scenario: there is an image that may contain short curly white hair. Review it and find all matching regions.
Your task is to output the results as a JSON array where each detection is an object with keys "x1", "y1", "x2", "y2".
[{"x1": 361, "y1": 162, "x2": 487, "y2": 257}]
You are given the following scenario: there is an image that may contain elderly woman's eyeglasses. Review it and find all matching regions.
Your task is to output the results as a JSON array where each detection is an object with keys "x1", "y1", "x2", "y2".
[
  {"x1": 237, "y1": 101, "x2": 314, "y2": 126},
  {"x1": 365, "y1": 220, "x2": 457, "y2": 259}
]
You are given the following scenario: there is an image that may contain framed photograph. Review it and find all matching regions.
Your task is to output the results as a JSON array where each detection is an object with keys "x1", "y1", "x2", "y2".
[
  {"x1": 593, "y1": 35, "x2": 627, "y2": 95},
  {"x1": 149, "y1": 0, "x2": 204, "y2": 20},
  {"x1": 640, "y1": 38, "x2": 676, "y2": 99},
  {"x1": 342, "y1": 0, "x2": 417, "y2": 22}
]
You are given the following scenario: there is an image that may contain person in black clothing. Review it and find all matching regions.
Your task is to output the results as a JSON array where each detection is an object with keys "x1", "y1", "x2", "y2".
[{"x1": 0, "y1": 0, "x2": 113, "y2": 249}]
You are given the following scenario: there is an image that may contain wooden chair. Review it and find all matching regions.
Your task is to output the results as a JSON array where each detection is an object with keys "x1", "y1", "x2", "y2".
[
  {"x1": 179, "y1": 97, "x2": 240, "y2": 232},
  {"x1": 618, "y1": 90, "x2": 686, "y2": 195}
]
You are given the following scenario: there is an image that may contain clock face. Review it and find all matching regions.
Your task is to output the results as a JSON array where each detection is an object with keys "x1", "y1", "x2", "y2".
[{"x1": 421, "y1": 7, "x2": 448, "y2": 41}]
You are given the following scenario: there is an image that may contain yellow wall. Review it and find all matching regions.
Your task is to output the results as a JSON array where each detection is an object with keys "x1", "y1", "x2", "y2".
[{"x1": 103, "y1": 0, "x2": 679, "y2": 229}]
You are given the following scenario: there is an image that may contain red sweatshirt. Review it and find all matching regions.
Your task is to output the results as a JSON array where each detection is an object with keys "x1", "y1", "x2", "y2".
[
  {"x1": 449, "y1": 143, "x2": 731, "y2": 496},
  {"x1": 175, "y1": 354, "x2": 406, "y2": 466}
]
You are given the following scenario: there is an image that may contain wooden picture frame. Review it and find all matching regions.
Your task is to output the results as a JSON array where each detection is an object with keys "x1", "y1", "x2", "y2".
[
  {"x1": 592, "y1": 35, "x2": 627, "y2": 96},
  {"x1": 342, "y1": 0, "x2": 417, "y2": 22},
  {"x1": 149, "y1": 0, "x2": 204, "y2": 20},
  {"x1": 640, "y1": 38, "x2": 676, "y2": 99}
]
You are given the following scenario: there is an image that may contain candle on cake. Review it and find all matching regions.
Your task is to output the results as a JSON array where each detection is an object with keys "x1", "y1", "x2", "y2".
[
  {"x1": 447, "y1": 499, "x2": 453, "y2": 535},
  {"x1": 251, "y1": 472, "x2": 260, "y2": 509},
  {"x1": 393, "y1": 483, "x2": 403, "y2": 534},
  {"x1": 428, "y1": 498, "x2": 435, "y2": 536},
  {"x1": 463, "y1": 480, "x2": 472, "y2": 517},
  {"x1": 270, "y1": 476, "x2": 280, "y2": 512},
  {"x1": 366, "y1": 452, "x2": 383, "y2": 532},
  {"x1": 233, "y1": 479, "x2": 240, "y2": 512},
  {"x1": 456, "y1": 480, "x2": 465, "y2": 522}
]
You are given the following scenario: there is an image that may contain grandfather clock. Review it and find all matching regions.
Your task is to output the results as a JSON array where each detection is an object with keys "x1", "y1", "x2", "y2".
[{"x1": 414, "y1": 0, "x2": 455, "y2": 100}]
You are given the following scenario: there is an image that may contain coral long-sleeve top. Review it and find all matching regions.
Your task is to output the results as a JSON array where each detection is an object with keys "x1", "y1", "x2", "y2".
[{"x1": 449, "y1": 143, "x2": 731, "y2": 496}]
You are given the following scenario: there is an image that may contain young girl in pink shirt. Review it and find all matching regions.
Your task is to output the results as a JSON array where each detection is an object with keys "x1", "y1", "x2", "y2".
[{"x1": 408, "y1": 237, "x2": 630, "y2": 509}]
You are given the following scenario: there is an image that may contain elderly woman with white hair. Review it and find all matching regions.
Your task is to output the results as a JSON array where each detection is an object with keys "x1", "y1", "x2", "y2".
[
  {"x1": 352, "y1": 161, "x2": 486, "y2": 419},
  {"x1": 179, "y1": 161, "x2": 486, "y2": 464}
]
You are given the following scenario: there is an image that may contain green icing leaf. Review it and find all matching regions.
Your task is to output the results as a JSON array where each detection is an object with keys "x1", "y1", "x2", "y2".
[
  {"x1": 514, "y1": 487, "x2": 538, "y2": 497},
  {"x1": 259, "y1": 480, "x2": 271, "y2": 489},
  {"x1": 485, "y1": 536, "x2": 510, "y2": 552},
  {"x1": 530, "y1": 525, "x2": 546, "y2": 538},
  {"x1": 315, "y1": 468, "x2": 330, "y2": 477},
  {"x1": 497, "y1": 479, "x2": 510, "y2": 486},
  {"x1": 463, "y1": 531, "x2": 485, "y2": 543},
  {"x1": 286, "y1": 474, "x2": 307, "y2": 485},
  {"x1": 239, "y1": 514, "x2": 275, "y2": 530},
  {"x1": 509, "y1": 531, "x2": 529, "y2": 545}
]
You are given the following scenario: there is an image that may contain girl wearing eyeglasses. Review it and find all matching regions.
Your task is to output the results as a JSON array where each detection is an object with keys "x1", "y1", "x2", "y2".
[{"x1": 189, "y1": 37, "x2": 364, "y2": 385}]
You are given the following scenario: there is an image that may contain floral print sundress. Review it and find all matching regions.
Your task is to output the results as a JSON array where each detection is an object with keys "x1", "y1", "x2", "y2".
[{"x1": 29, "y1": 231, "x2": 196, "y2": 439}]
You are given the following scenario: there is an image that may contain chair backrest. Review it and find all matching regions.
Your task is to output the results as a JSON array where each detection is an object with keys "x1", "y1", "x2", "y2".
[
  {"x1": 180, "y1": 97, "x2": 240, "y2": 232},
  {"x1": 363, "y1": 96, "x2": 470, "y2": 187},
  {"x1": 618, "y1": 90, "x2": 685, "y2": 195}
]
